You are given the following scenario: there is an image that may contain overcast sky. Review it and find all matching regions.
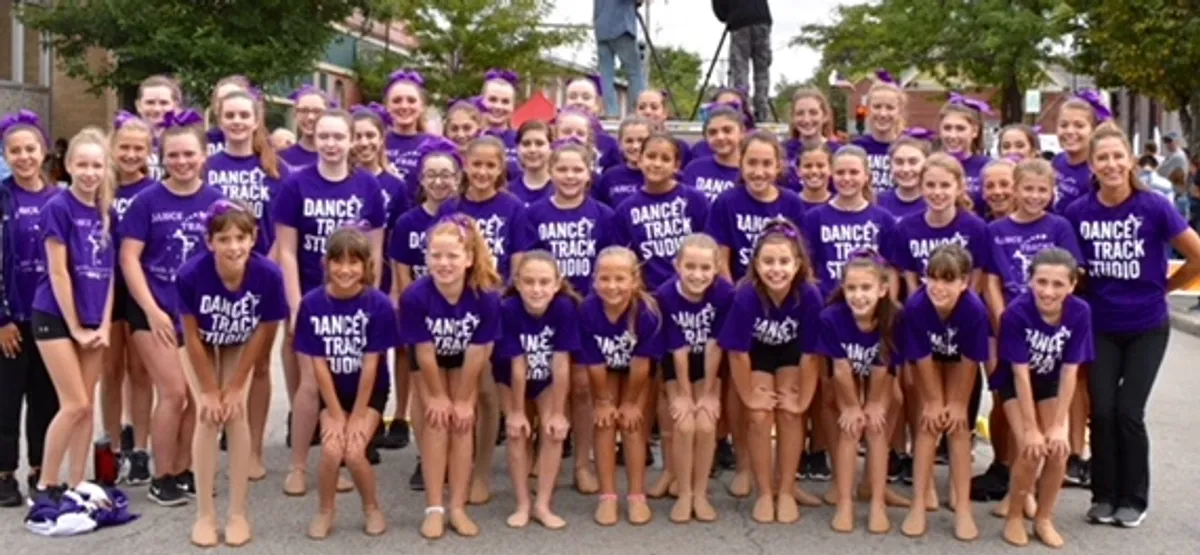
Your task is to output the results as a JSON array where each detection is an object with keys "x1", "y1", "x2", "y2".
[{"x1": 550, "y1": 0, "x2": 858, "y2": 88}]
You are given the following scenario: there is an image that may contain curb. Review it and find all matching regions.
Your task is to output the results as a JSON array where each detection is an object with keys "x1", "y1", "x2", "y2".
[{"x1": 1169, "y1": 307, "x2": 1200, "y2": 337}]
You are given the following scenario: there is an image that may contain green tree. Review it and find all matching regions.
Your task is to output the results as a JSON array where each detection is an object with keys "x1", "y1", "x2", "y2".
[
  {"x1": 647, "y1": 46, "x2": 703, "y2": 120},
  {"x1": 354, "y1": 0, "x2": 584, "y2": 106},
  {"x1": 1066, "y1": 1, "x2": 1200, "y2": 146},
  {"x1": 20, "y1": 0, "x2": 366, "y2": 103},
  {"x1": 794, "y1": 0, "x2": 1072, "y2": 124}
]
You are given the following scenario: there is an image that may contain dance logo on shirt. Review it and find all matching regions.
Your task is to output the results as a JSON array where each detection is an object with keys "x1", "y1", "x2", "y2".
[
  {"x1": 405, "y1": 230, "x2": 430, "y2": 277},
  {"x1": 426, "y1": 312, "x2": 481, "y2": 357},
  {"x1": 1078, "y1": 215, "x2": 1144, "y2": 280},
  {"x1": 695, "y1": 176, "x2": 736, "y2": 203},
  {"x1": 302, "y1": 195, "x2": 365, "y2": 253},
  {"x1": 308, "y1": 309, "x2": 370, "y2": 374},
  {"x1": 198, "y1": 293, "x2": 262, "y2": 345},
  {"x1": 734, "y1": 214, "x2": 788, "y2": 269},
  {"x1": 820, "y1": 220, "x2": 881, "y2": 280},
  {"x1": 631, "y1": 197, "x2": 694, "y2": 259},
  {"x1": 673, "y1": 304, "x2": 718, "y2": 355},
  {"x1": 928, "y1": 326, "x2": 959, "y2": 357},
  {"x1": 538, "y1": 218, "x2": 596, "y2": 282},
  {"x1": 520, "y1": 326, "x2": 556, "y2": 381},
  {"x1": 867, "y1": 154, "x2": 892, "y2": 192},
  {"x1": 208, "y1": 168, "x2": 271, "y2": 218},
  {"x1": 593, "y1": 330, "x2": 637, "y2": 369},
  {"x1": 754, "y1": 316, "x2": 799, "y2": 346},
  {"x1": 842, "y1": 341, "x2": 880, "y2": 377},
  {"x1": 1025, "y1": 327, "x2": 1071, "y2": 376},
  {"x1": 907, "y1": 232, "x2": 969, "y2": 271},
  {"x1": 476, "y1": 214, "x2": 508, "y2": 267}
]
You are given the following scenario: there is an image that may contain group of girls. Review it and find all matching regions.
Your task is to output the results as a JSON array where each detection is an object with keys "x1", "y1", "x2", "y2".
[{"x1": 0, "y1": 65, "x2": 1196, "y2": 551}]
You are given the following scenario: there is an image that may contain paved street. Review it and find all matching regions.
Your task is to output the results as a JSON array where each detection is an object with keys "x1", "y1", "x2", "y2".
[{"x1": 3, "y1": 330, "x2": 1200, "y2": 554}]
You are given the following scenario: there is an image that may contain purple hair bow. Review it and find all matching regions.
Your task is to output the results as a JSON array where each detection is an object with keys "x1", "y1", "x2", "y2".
[
  {"x1": 847, "y1": 246, "x2": 887, "y2": 267},
  {"x1": 112, "y1": 110, "x2": 138, "y2": 130},
  {"x1": 447, "y1": 96, "x2": 488, "y2": 113},
  {"x1": 0, "y1": 109, "x2": 44, "y2": 139},
  {"x1": 339, "y1": 219, "x2": 373, "y2": 233},
  {"x1": 484, "y1": 68, "x2": 520, "y2": 88},
  {"x1": 160, "y1": 110, "x2": 204, "y2": 130},
  {"x1": 416, "y1": 136, "x2": 463, "y2": 169},
  {"x1": 351, "y1": 102, "x2": 393, "y2": 127},
  {"x1": 904, "y1": 127, "x2": 937, "y2": 141},
  {"x1": 570, "y1": 74, "x2": 604, "y2": 97},
  {"x1": 288, "y1": 84, "x2": 325, "y2": 103},
  {"x1": 1031, "y1": 124, "x2": 1043, "y2": 134},
  {"x1": 1073, "y1": 89, "x2": 1112, "y2": 122},
  {"x1": 948, "y1": 92, "x2": 992, "y2": 114},
  {"x1": 247, "y1": 86, "x2": 264, "y2": 101},
  {"x1": 875, "y1": 70, "x2": 897, "y2": 84},
  {"x1": 386, "y1": 69, "x2": 426, "y2": 92},
  {"x1": 205, "y1": 199, "x2": 247, "y2": 223},
  {"x1": 757, "y1": 219, "x2": 801, "y2": 244},
  {"x1": 551, "y1": 137, "x2": 585, "y2": 150}
]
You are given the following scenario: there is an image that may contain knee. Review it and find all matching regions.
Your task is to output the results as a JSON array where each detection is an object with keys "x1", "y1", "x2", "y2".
[
  {"x1": 674, "y1": 413, "x2": 696, "y2": 436},
  {"x1": 58, "y1": 400, "x2": 92, "y2": 423},
  {"x1": 747, "y1": 409, "x2": 771, "y2": 428},
  {"x1": 295, "y1": 379, "x2": 319, "y2": 398},
  {"x1": 158, "y1": 381, "x2": 188, "y2": 407},
  {"x1": 571, "y1": 374, "x2": 590, "y2": 398},
  {"x1": 1115, "y1": 403, "x2": 1146, "y2": 427},
  {"x1": 126, "y1": 365, "x2": 151, "y2": 387},
  {"x1": 947, "y1": 427, "x2": 972, "y2": 442},
  {"x1": 344, "y1": 445, "x2": 367, "y2": 466},
  {"x1": 320, "y1": 439, "x2": 345, "y2": 460},
  {"x1": 694, "y1": 412, "x2": 716, "y2": 436}
]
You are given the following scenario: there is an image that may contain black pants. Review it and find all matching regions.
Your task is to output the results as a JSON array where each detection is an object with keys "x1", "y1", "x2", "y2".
[
  {"x1": 1089, "y1": 323, "x2": 1170, "y2": 512},
  {"x1": 968, "y1": 364, "x2": 985, "y2": 427},
  {"x1": 0, "y1": 322, "x2": 59, "y2": 473}
]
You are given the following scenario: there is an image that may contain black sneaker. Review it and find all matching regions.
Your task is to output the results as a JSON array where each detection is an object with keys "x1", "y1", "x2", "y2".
[
  {"x1": 1065, "y1": 454, "x2": 1087, "y2": 487},
  {"x1": 715, "y1": 438, "x2": 736, "y2": 471},
  {"x1": 1113, "y1": 506, "x2": 1146, "y2": 528},
  {"x1": 1086, "y1": 501, "x2": 1116, "y2": 524},
  {"x1": 120, "y1": 425, "x2": 135, "y2": 453},
  {"x1": 126, "y1": 450, "x2": 151, "y2": 486},
  {"x1": 935, "y1": 440, "x2": 949, "y2": 465},
  {"x1": 176, "y1": 471, "x2": 197, "y2": 498},
  {"x1": 148, "y1": 476, "x2": 187, "y2": 507},
  {"x1": 409, "y1": 460, "x2": 425, "y2": 491},
  {"x1": 366, "y1": 443, "x2": 381, "y2": 465},
  {"x1": 0, "y1": 475, "x2": 22, "y2": 507},
  {"x1": 808, "y1": 451, "x2": 832, "y2": 481},
  {"x1": 378, "y1": 420, "x2": 409, "y2": 450},
  {"x1": 899, "y1": 454, "x2": 914, "y2": 485},
  {"x1": 970, "y1": 462, "x2": 1010, "y2": 501},
  {"x1": 887, "y1": 451, "x2": 903, "y2": 482},
  {"x1": 31, "y1": 484, "x2": 66, "y2": 507},
  {"x1": 799, "y1": 451, "x2": 813, "y2": 480}
]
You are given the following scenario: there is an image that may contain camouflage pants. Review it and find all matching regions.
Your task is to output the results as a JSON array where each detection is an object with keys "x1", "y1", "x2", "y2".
[{"x1": 727, "y1": 23, "x2": 772, "y2": 121}]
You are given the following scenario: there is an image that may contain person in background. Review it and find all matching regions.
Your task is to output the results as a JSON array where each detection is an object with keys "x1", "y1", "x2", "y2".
[
  {"x1": 593, "y1": 0, "x2": 646, "y2": 118},
  {"x1": 713, "y1": 0, "x2": 773, "y2": 122},
  {"x1": 1143, "y1": 142, "x2": 1160, "y2": 165},
  {"x1": 1137, "y1": 155, "x2": 1175, "y2": 202},
  {"x1": 271, "y1": 129, "x2": 296, "y2": 152},
  {"x1": 1157, "y1": 133, "x2": 1188, "y2": 183}
]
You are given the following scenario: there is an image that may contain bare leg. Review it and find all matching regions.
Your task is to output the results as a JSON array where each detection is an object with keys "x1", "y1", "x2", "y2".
[
  {"x1": 470, "y1": 368, "x2": 499, "y2": 505},
  {"x1": 308, "y1": 411, "x2": 344, "y2": 540},
  {"x1": 419, "y1": 374, "x2": 449, "y2": 539},
  {"x1": 747, "y1": 372, "x2": 776, "y2": 523},
  {"x1": 774, "y1": 367, "x2": 804, "y2": 524},
  {"x1": 570, "y1": 364, "x2": 597, "y2": 492},
  {"x1": 286, "y1": 336, "x2": 320, "y2": 496},
  {"x1": 247, "y1": 344, "x2": 272, "y2": 480},
  {"x1": 593, "y1": 379, "x2": 620, "y2": 526},
  {"x1": 531, "y1": 390, "x2": 566, "y2": 529},
  {"x1": 1033, "y1": 399, "x2": 1067, "y2": 548},
  {"x1": 131, "y1": 332, "x2": 189, "y2": 484},
  {"x1": 447, "y1": 369, "x2": 479, "y2": 536},
  {"x1": 691, "y1": 381, "x2": 719, "y2": 521},
  {"x1": 344, "y1": 410, "x2": 384, "y2": 536},
  {"x1": 623, "y1": 375, "x2": 652, "y2": 525},
  {"x1": 668, "y1": 381, "x2": 695, "y2": 522},
  {"x1": 183, "y1": 345, "x2": 221, "y2": 547},
  {"x1": 505, "y1": 389, "x2": 532, "y2": 528}
]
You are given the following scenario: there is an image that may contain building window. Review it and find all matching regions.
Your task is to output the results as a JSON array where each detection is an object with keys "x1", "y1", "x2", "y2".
[{"x1": 333, "y1": 80, "x2": 345, "y2": 107}]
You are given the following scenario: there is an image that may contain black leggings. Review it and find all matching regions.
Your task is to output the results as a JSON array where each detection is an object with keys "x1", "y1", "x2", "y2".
[
  {"x1": 967, "y1": 365, "x2": 985, "y2": 430},
  {"x1": 1089, "y1": 323, "x2": 1170, "y2": 512},
  {"x1": 0, "y1": 322, "x2": 59, "y2": 473}
]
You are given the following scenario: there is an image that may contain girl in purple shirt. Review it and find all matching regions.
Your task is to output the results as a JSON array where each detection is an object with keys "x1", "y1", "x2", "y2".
[
  {"x1": 655, "y1": 234, "x2": 733, "y2": 523},
  {"x1": 103, "y1": 113, "x2": 156, "y2": 484},
  {"x1": 1065, "y1": 124, "x2": 1200, "y2": 527},
  {"x1": 818, "y1": 250, "x2": 904, "y2": 534},
  {"x1": 120, "y1": 111, "x2": 225, "y2": 506},
  {"x1": 577, "y1": 246, "x2": 663, "y2": 527},
  {"x1": 495, "y1": 251, "x2": 576, "y2": 530},
  {"x1": 786, "y1": 89, "x2": 839, "y2": 164},
  {"x1": 980, "y1": 158, "x2": 1016, "y2": 222},
  {"x1": 593, "y1": 117, "x2": 650, "y2": 208},
  {"x1": 716, "y1": 220, "x2": 823, "y2": 524},
  {"x1": 445, "y1": 98, "x2": 483, "y2": 151},
  {"x1": 998, "y1": 124, "x2": 1040, "y2": 162},
  {"x1": 899, "y1": 244, "x2": 992, "y2": 540},
  {"x1": 852, "y1": 77, "x2": 909, "y2": 192},
  {"x1": 294, "y1": 227, "x2": 399, "y2": 540},
  {"x1": 937, "y1": 95, "x2": 994, "y2": 213},
  {"x1": 510, "y1": 121, "x2": 553, "y2": 205},
  {"x1": 204, "y1": 75, "x2": 253, "y2": 156},
  {"x1": 562, "y1": 76, "x2": 620, "y2": 171},
  {"x1": 635, "y1": 89, "x2": 693, "y2": 169},
  {"x1": 481, "y1": 70, "x2": 518, "y2": 160},
  {"x1": 279, "y1": 85, "x2": 331, "y2": 170},
  {"x1": 796, "y1": 140, "x2": 833, "y2": 211},
  {"x1": 134, "y1": 75, "x2": 182, "y2": 182},
  {"x1": 399, "y1": 215, "x2": 502, "y2": 539},
  {"x1": 0, "y1": 111, "x2": 57, "y2": 506},
  {"x1": 682, "y1": 105, "x2": 744, "y2": 203},
  {"x1": 273, "y1": 109, "x2": 386, "y2": 497},
  {"x1": 176, "y1": 201, "x2": 285, "y2": 547},
  {"x1": 382, "y1": 69, "x2": 432, "y2": 181},
  {"x1": 28, "y1": 129, "x2": 115, "y2": 503},
  {"x1": 1053, "y1": 92, "x2": 1107, "y2": 211},
  {"x1": 878, "y1": 136, "x2": 930, "y2": 221},
  {"x1": 995, "y1": 248, "x2": 1093, "y2": 548}
]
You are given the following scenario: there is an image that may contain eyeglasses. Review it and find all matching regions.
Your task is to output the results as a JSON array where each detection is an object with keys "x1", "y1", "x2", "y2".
[
  {"x1": 295, "y1": 107, "x2": 324, "y2": 116},
  {"x1": 421, "y1": 172, "x2": 458, "y2": 183}
]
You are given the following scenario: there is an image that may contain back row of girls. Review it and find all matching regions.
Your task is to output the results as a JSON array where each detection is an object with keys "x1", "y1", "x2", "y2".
[{"x1": 2, "y1": 66, "x2": 1197, "y2": 549}]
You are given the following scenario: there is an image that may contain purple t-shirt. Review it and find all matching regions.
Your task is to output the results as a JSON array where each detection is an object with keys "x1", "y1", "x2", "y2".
[
  {"x1": 388, "y1": 205, "x2": 438, "y2": 280},
  {"x1": 1052, "y1": 152, "x2": 1092, "y2": 212},
  {"x1": 706, "y1": 186, "x2": 807, "y2": 281},
  {"x1": 177, "y1": 251, "x2": 287, "y2": 346},
  {"x1": 1064, "y1": 190, "x2": 1189, "y2": 334},
  {"x1": 437, "y1": 191, "x2": 524, "y2": 281},
  {"x1": 6, "y1": 181, "x2": 59, "y2": 321},
  {"x1": 681, "y1": 156, "x2": 739, "y2": 204},
  {"x1": 674, "y1": 138, "x2": 695, "y2": 169},
  {"x1": 272, "y1": 166, "x2": 386, "y2": 294},
  {"x1": 485, "y1": 128, "x2": 519, "y2": 167},
  {"x1": 656, "y1": 277, "x2": 735, "y2": 355},
  {"x1": 890, "y1": 210, "x2": 989, "y2": 275},
  {"x1": 147, "y1": 141, "x2": 166, "y2": 183},
  {"x1": 902, "y1": 288, "x2": 990, "y2": 363},
  {"x1": 575, "y1": 295, "x2": 663, "y2": 370},
  {"x1": 816, "y1": 302, "x2": 896, "y2": 376},
  {"x1": 205, "y1": 152, "x2": 288, "y2": 254},
  {"x1": 375, "y1": 169, "x2": 409, "y2": 297},
  {"x1": 852, "y1": 135, "x2": 894, "y2": 192},
  {"x1": 594, "y1": 165, "x2": 644, "y2": 209},
  {"x1": 495, "y1": 294, "x2": 581, "y2": 384},
  {"x1": 986, "y1": 214, "x2": 1082, "y2": 303},
  {"x1": 31, "y1": 190, "x2": 114, "y2": 328},
  {"x1": 111, "y1": 178, "x2": 156, "y2": 285},
  {"x1": 958, "y1": 153, "x2": 992, "y2": 216},
  {"x1": 877, "y1": 190, "x2": 926, "y2": 221},
  {"x1": 508, "y1": 172, "x2": 553, "y2": 206},
  {"x1": 279, "y1": 144, "x2": 318, "y2": 171},
  {"x1": 120, "y1": 183, "x2": 225, "y2": 317},
  {"x1": 717, "y1": 282, "x2": 822, "y2": 353},
  {"x1": 690, "y1": 140, "x2": 714, "y2": 162},
  {"x1": 397, "y1": 277, "x2": 501, "y2": 357},
  {"x1": 802, "y1": 203, "x2": 896, "y2": 297},
  {"x1": 611, "y1": 185, "x2": 710, "y2": 290},
  {"x1": 385, "y1": 132, "x2": 431, "y2": 183},
  {"x1": 596, "y1": 131, "x2": 622, "y2": 173},
  {"x1": 998, "y1": 293, "x2": 1093, "y2": 383},
  {"x1": 294, "y1": 287, "x2": 400, "y2": 395},
  {"x1": 205, "y1": 128, "x2": 226, "y2": 156},
  {"x1": 514, "y1": 197, "x2": 614, "y2": 294}
]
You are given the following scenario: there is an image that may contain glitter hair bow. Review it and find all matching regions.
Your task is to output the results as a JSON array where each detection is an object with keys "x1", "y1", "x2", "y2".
[
  {"x1": 484, "y1": 68, "x2": 520, "y2": 89},
  {"x1": 416, "y1": 136, "x2": 463, "y2": 169},
  {"x1": 1072, "y1": 89, "x2": 1112, "y2": 122},
  {"x1": 160, "y1": 110, "x2": 204, "y2": 130},
  {"x1": 0, "y1": 109, "x2": 45, "y2": 140},
  {"x1": 904, "y1": 127, "x2": 937, "y2": 141},
  {"x1": 289, "y1": 84, "x2": 336, "y2": 108},
  {"x1": 112, "y1": 110, "x2": 139, "y2": 130},
  {"x1": 948, "y1": 92, "x2": 992, "y2": 115},
  {"x1": 205, "y1": 199, "x2": 247, "y2": 223},
  {"x1": 875, "y1": 70, "x2": 897, "y2": 85},
  {"x1": 847, "y1": 246, "x2": 887, "y2": 266},
  {"x1": 351, "y1": 102, "x2": 393, "y2": 127},
  {"x1": 386, "y1": 69, "x2": 426, "y2": 91}
]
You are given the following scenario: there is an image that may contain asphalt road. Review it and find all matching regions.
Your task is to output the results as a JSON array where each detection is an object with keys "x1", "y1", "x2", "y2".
[{"x1": 3, "y1": 332, "x2": 1200, "y2": 554}]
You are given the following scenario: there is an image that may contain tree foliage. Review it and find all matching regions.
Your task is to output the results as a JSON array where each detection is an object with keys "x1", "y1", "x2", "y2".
[
  {"x1": 20, "y1": 0, "x2": 365, "y2": 103},
  {"x1": 353, "y1": 0, "x2": 584, "y2": 106},
  {"x1": 793, "y1": 0, "x2": 1071, "y2": 124},
  {"x1": 647, "y1": 46, "x2": 703, "y2": 120},
  {"x1": 1066, "y1": 1, "x2": 1200, "y2": 146}
]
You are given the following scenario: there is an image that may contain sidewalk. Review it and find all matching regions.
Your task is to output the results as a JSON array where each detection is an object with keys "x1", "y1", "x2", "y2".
[{"x1": 1168, "y1": 296, "x2": 1200, "y2": 336}]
